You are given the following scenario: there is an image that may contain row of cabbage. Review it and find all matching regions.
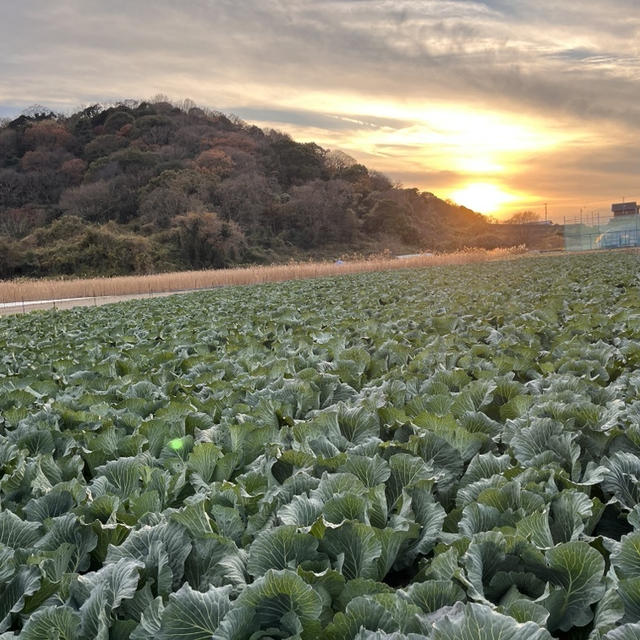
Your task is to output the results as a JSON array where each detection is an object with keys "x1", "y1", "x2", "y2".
[{"x1": 0, "y1": 254, "x2": 640, "y2": 639}]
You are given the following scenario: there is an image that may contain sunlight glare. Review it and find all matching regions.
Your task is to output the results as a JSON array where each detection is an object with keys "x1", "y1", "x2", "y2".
[{"x1": 450, "y1": 183, "x2": 517, "y2": 215}]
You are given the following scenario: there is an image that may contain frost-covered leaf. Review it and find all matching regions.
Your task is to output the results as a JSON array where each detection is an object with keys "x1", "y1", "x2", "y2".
[
  {"x1": 20, "y1": 606, "x2": 80, "y2": 640},
  {"x1": 461, "y1": 453, "x2": 512, "y2": 486},
  {"x1": 337, "y1": 406, "x2": 380, "y2": 445},
  {"x1": 94, "y1": 457, "x2": 143, "y2": 499},
  {"x1": 187, "y1": 442, "x2": 222, "y2": 483},
  {"x1": 23, "y1": 491, "x2": 75, "y2": 522},
  {"x1": 550, "y1": 490, "x2": 594, "y2": 543},
  {"x1": 431, "y1": 602, "x2": 552, "y2": 640},
  {"x1": 602, "y1": 452, "x2": 640, "y2": 509},
  {"x1": 247, "y1": 525, "x2": 321, "y2": 577},
  {"x1": 386, "y1": 454, "x2": 434, "y2": 510},
  {"x1": 170, "y1": 499, "x2": 214, "y2": 537},
  {"x1": 402, "y1": 580, "x2": 465, "y2": 613},
  {"x1": 278, "y1": 495, "x2": 324, "y2": 527},
  {"x1": 0, "y1": 567, "x2": 40, "y2": 632},
  {"x1": 543, "y1": 541, "x2": 606, "y2": 632},
  {"x1": 320, "y1": 522, "x2": 382, "y2": 580},
  {"x1": 604, "y1": 623, "x2": 640, "y2": 640},
  {"x1": 234, "y1": 569, "x2": 322, "y2": 633},
  {"x1": 501, "y1": 599, "x2": 550, "y2": 627},
  {"x1": 461, "y1": 531, "x2": 507, "y2": 604},
  {"x1": 0, "y1": 511, "x2": 41, "y2": 549},
  {"x1": 184, "y1": 535, "x2": 245, "y2": 592},
  {"x1": 74, "y1": 558, "x2": 143, "y2": 639},
  {"x1": 340, "y1": 455, "x2": 391, "y2": 488},
  {"x1": 130, "y1": 596, "x2": 164, "y2": 640},
  {"x1": 612, "y1": 531, "x2": 640, "y2": 578},
  {"x1": 105, "y1": 522, "x2": 190, "y2": 594},
  {"x1": 516, "y1": 510, "x2": 554, "y2": 549},
  {"x1": 157, "y1": 584, "x2": 231, "y2": 640}
]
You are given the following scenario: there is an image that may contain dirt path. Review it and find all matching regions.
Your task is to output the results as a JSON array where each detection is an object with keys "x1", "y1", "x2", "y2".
[{"x1": 0, "y1": 289, "x2": 210, "y2": 316}]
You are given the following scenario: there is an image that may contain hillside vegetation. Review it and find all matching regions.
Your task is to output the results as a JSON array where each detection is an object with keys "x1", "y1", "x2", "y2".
[{"x1": 0, "y1": 99, "x2": 556, "y2": 278}]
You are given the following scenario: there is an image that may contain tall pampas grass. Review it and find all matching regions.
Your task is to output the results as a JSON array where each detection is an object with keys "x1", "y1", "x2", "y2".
[{"x1": 0, "y1": 246, "x2": 526, "y2": 312}]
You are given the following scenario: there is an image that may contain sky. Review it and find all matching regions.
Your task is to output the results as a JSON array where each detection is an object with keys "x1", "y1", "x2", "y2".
[{"x1": 1, "y1": 0, "x2": 639, "y2": 220}]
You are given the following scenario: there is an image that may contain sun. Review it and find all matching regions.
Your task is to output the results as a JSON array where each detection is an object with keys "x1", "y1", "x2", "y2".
[{"x1": 450, "y1": 183, "x2": 516, "y2": 215}]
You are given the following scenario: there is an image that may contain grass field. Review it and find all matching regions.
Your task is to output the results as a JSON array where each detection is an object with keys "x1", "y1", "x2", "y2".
[
  {"x1": 1, "y1": 252, "x2": 639, "y2": 638},
  {"x1": 0, "y1": 246, "x2": 525, "y2": 304}
]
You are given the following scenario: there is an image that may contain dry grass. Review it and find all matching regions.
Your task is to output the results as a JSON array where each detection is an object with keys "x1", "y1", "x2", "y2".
[{"x1": 0, "y1": 246, "x2": 526, "y2": 305}]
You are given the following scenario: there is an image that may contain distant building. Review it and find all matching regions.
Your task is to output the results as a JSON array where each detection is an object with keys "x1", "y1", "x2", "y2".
[
  {"x1": 612, "y1": 202, "x2": 639, "y2": 217},
  {"x1": 596, "y1": 204, "x2": 640, "y2": 248},
  {"x1": 565, "y1": 203, "x2": 640, "y2": 250}
]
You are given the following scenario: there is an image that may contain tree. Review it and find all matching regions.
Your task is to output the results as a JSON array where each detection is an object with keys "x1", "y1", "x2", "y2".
[
  {"x1": 282, "y1": 179, "x2": 357, "y2": 248},
  {"x1": 507, "y1": 210, "x2": 541, "y2": 224},
  {"x1": 0, "y1": 206, "x2": 46, "y2": 238},
  {"x1": 195, "y1": 149, "x2": 234, "y2": 178},
  {"x1": 504, "y1": 211, "x2": 543, "y2": 246},
  {"x1": 141, "y1": 168, "x2": 219, "y2": 220},
  {"x1": 267, "y1": 133, "x2": 326, "y2": 188},
  {"x1": 103, "y1": 110, "x2": 135, "y2": 134},
  {"x1": 0, "y1": 169, "x2": 28, "y2": 208},
  {"x1": 368, "y1": 171, "x2": 393, "y2": 192},
  {"x1": 0, "y1": 129, "x2": 19, "y2": 166},
  {"x1": 139, "y1": 186, "x2": 190, "y2": 228},
  {"x1": 0, "y1": 235, "x2": 21, "y2": 277},
  {"x1": 85, "y1": 148, "x2": 159, "y2": 184},
  {"x1": 171, "y1": 211, "x2": 245, "y2": 268},
  {"x1": 362, "y1": 197, "x2": 416, "y2": 244},
  {"x1": 22, "y1": 216, "x2": 164, "y2": 276},
  {"x1": 206, "y1": 131, "x2": 257, "y2": 153},
  {"x1": 217, "y1": 171, "x2": 278, "y2": 235},
  {"x1": 60, "y1": 158, "x2": 87, "y2": 186},
  {"x1": 23, "y1": 120, "x2": 73, "y2": 150},
  {"x1": 59, "y1": 180, "x2": 115, "y2": 222},
  {"x1": 132, "y1": 114, "x2": 175, "y2": 145},
  {"x1": 84, "y1": 135, "x2": 129, "y2": 162},
  {"x1": 20, "y1": 148, "x2": 72, "y2": 172},
  {"x1": 336, "y1": 163, "x2": 369, "y2": 184},
  {"x1": 325, "y1": 150, "x2": 358, "y2": 172}
]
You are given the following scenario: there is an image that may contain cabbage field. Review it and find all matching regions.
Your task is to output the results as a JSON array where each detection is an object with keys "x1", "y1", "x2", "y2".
[{"x1": 2, "y1": 252, "x2": 640, "y2": 639}]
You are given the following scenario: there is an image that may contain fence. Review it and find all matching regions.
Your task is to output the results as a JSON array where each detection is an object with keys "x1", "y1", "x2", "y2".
[{"x1": 564, "y1": 213, "x2": 640, "y2": 251}]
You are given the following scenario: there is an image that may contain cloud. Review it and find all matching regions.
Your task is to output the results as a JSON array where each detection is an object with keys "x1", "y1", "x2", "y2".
[
  {"x1": 0, "y1": 0, "x2": 638, "y2": 215},
  {"x1": 228, "y1": 107, "x2": 413, "y2": 132},
  {"x1": 2, "y1": 0, "x2": 638, "y2": 124}
]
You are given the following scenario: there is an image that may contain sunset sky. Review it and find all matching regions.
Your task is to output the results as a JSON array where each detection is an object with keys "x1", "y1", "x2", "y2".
[{"x1": 1, "y1": 0, "x2": 638, "y2": 219}]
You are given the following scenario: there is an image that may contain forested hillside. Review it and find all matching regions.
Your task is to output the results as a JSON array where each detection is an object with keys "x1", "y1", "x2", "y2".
[{"x1": 0, "y1": 99, "x2": 527, "y2": 278}]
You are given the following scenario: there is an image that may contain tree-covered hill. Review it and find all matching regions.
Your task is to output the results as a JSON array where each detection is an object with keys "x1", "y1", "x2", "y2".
[{"x1": 0, "y1": 99, "x2": 551, "y2": 278}]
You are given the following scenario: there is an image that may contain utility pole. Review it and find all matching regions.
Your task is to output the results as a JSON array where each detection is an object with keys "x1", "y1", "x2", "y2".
[{"x1": 544, "y1": 203, "x2": 548, "y2": 222}]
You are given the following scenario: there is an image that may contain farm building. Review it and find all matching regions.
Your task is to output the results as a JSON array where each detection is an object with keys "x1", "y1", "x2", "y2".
[
  {"x1": 565, "y1": 202, "x2": 640, "y2": 250},
  {"x1": 612, "y1": 202, "x2": 639, "y2": 217}
]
